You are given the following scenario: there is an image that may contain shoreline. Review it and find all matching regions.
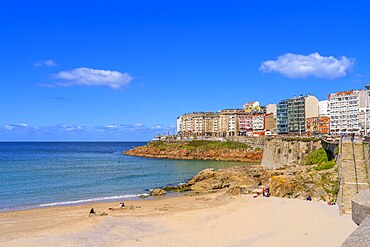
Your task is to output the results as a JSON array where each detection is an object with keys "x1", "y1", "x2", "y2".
[{"x1": 0, "y1": 190, "x2": 357, "y2": 247}]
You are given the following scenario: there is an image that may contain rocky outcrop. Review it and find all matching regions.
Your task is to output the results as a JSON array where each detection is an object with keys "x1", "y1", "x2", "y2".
[
  {"x1": 260, "y1": 166, "x2": 338, "y2": 201},
  {"x1": 125, "y1": 145, "x2": 262, "y2": 163},
  {"x1": 186, "y1": 166, "x2": 266, "y2": 192},
  {"x1": 150, "y1": 188, "x2": 167, "y2": 196},
  {"x1": 166, "y1": 163, "x2": 339, "y2": 202},
  {"x1": 261, "y1": 139, "x2": 321, "y2": 169}
]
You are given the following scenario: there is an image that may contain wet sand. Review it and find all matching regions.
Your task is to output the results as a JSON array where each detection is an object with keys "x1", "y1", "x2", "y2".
[{"x1": 0, "y1": 192, "x2": 357, "y2": 247}]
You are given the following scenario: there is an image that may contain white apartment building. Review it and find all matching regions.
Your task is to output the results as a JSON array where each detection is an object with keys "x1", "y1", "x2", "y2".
[
  {"x1": 319, "y1": 100, "x2": 329, "y2": 117},
  {"x1": 328, "y1": 90, "x2": 369, "y2": 135}
]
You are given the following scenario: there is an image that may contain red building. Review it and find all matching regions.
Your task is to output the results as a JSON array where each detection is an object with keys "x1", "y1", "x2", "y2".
[{"x1": 306, "y1": 116, "x2": 330, "y2": 136}]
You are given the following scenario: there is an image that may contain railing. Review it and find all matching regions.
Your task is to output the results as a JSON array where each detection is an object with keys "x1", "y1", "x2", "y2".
[
  {"x1": 351, "y1": 139, "x2": 359, "y2": 194},
  {"x1": 337, "y1": 139, "x2": 344, "y2": 215}
]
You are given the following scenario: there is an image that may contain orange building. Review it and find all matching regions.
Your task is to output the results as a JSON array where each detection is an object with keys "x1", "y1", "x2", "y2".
[{"x1": 306, "y1": 116, "x2": 330, "y2": 136}]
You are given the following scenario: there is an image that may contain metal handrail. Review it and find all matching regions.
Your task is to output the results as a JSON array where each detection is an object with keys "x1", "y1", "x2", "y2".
[{"x1": 351, "y1": 139, "x2": 359, "y2": 194}]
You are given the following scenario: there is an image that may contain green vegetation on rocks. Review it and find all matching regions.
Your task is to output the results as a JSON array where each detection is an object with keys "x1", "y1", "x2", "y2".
[
  {"x1": 148, "y1": 140, "x2": 251, "y2": 151},
  {"x1": 314, "y1": 159, "x2": 336, "y2": 171},
  {"x1": 303, "y1": 148, "x2": 336, "y2": 171}
]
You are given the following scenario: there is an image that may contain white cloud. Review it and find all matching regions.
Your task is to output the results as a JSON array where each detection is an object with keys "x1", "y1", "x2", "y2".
[
  {"x1": 18, "y1": 123, "x2": 30, "y2": 127},
  {"x1": 5, "y1": 123, "x2": 31, "y2": 130},
  {"x1": 53, "y1": 67, "x2": 132, "y2": 89},
  {"x1": 5, "y1": 125, "x2": 14, "y2": 130},
  {"x1": 34, "y1": 60, "x2": 58, "y2": 67},
  {"x1": 153, "y1": 124, "x2": 162, "y2": 130},
  {"x1": 259, "y1": 52, "x2": 354, "y2": 79},
  {"x1": 62, "y1": 125, "x2": 84, "y2": 131}
]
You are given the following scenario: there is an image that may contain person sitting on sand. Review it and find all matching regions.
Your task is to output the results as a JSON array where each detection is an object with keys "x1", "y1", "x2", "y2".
[
  {"x1": 119, "y1": 202, "x2": 125, "y2": 208},
  {"x1": 89, "y1": 208, "x2": 95, "y2": 215},
  {"x1": 265, "y1": 187, "x2": 270, "y2": 197}
]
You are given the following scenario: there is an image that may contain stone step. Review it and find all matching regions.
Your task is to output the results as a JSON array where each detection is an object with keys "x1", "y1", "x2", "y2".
[{"x1": 339, "y1": 140, "x2": 369, "y2": 215}]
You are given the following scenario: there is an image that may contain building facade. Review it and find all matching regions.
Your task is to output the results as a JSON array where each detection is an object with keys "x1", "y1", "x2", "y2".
[
  {"x1": 277, "y1": 95, "x2": 319, "y2": 134},
  {"x1": 306, "y1": 116, "x2": 330, "y2": 136},
  {"x1": 328, "y1": 90, "x2": 369, "y2": 135},
  {"x1": 277, "y1": 99, "x2": 289, "y2": 134},
  {"x1": 177, "y1": 108, "x2": 272, "y2": 137},
  {"x1": 319, "y1": 100, "x2": 330, "y2": 117}
]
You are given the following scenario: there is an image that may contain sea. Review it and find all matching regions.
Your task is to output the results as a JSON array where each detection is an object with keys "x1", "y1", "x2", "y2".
[{"x1": 0, "y1": 142, "x2": 245, "y2": 212}]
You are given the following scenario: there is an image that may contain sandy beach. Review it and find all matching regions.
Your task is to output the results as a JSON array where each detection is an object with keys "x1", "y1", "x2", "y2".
[{"x1": 0, "y1": 192, "x2": 357, "y2": 247}]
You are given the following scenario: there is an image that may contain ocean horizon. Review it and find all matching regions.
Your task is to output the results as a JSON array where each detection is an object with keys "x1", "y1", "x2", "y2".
[{"x1": 0, "y1": 142, "x2": 244, "y2": 212}]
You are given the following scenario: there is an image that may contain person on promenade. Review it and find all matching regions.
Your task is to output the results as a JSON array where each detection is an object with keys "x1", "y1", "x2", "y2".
[{"x1": 351, "y1": 133, "x2": 355, "y2": 142}]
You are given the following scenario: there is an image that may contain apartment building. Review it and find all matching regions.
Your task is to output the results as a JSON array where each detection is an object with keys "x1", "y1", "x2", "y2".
[
  {"x1": 328, "y1": 90, "x2": 369, "y2": 135},
  {"x1": 319, "y1": 100, "x2": 330, "y2": 117},
  {"x1": 277, "y1": 95, "x2": 319, "y2": 134},
  {"x1": 177, "y1": 108, "x2": 266, "y2": 137},
  {"x1": 277, "y1": 99, "x2": 289, "y2": 134},
  {"x1": 306, "y1": 116, "x2": 330, "y2": 136},
  {"x1": 238, "y1": 115, "x2": 253, "y2": 136},
  {"x1": 177, "y1": 103, "x2": 276, "y2": 137}
]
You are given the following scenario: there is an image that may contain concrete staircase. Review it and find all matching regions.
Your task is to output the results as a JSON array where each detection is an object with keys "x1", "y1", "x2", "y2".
[{"x1": 338, "y1": 139, "x2": 369, "y2": 215}]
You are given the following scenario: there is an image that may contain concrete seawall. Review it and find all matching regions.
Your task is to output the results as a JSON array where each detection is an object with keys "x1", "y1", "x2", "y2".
[{"x1": 342, "y1": 189, "x2": 370, "y2": 246}]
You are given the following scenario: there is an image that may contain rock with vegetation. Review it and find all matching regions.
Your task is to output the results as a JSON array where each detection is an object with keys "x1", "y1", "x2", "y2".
[{"x1": 124, "y1": 140, "x2": 263, "y2": 163}]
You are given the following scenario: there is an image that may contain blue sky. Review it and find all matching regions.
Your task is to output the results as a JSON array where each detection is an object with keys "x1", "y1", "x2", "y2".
[{"x1": 0, "y1": 0, "x2": 369, "y2": 141}]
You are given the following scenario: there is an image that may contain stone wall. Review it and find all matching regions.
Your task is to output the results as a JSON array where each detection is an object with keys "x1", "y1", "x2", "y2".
[
  {"x1": 338, "y1": 140, "x2": 369, "y2": 215},
  {"x1": 261, "y1": 139, "x2": 321, "y2": 169},
  {"x1": 226, "y1": 136, "x2": 265, "y2": 149}
]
